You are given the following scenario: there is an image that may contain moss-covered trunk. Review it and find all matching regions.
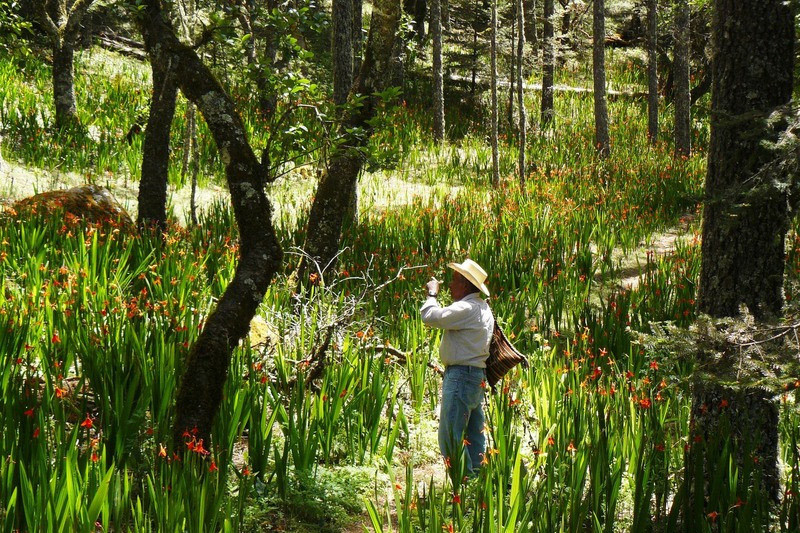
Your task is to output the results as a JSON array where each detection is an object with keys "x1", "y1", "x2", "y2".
[
  {"x1": 301, "y1": 0, "x2": 401, "y2": 276},
  {"x1": 138, "y1": 0, "x2": 283, "y2": 448}
]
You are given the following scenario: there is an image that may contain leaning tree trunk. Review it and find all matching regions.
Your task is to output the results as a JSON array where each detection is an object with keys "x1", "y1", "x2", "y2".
[
  {"x1": 53, "y1": 40, "x2": 78, "y2": 129},
  {"x1": 541, "y1": 0, "x2": 555, "y2": 127},
  {"x1": 673, "y1": 0, "x2": 691, "y2": 156},
  {"x1": 138, "y1": 0, "x2": 283, "y2": 448},
  {"x1": 137, "y1": 54, "x2": 178, "y2": 231},
  {"x1": 592, "y1": 0, "x2": 610, "y2": 156},
  {"x1": 490, "y1": 0, "x2": 499, "y2": 187},
  {"x1": 516, "y1": 0, "x2": 526, "y2": 186},
  {"x1": 646, "y1": 0, "x2": 658, "y2": 143},
  {"x1": 300, "y1": 0, "x2": 401, "y2": 276},
  {"x1": 332, "y1": 0, "x2": 354, "y2": 106},
  {"x1": 432, "y1": 0, "x2": 445, "y2": 141},
  {"x1": 690, "y1": 0, "x2": 795, "y2": 513}
]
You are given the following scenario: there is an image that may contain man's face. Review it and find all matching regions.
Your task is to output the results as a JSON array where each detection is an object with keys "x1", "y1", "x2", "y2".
[{"x1": 449, "y1": 272, "x2": 467, "y2": 299}]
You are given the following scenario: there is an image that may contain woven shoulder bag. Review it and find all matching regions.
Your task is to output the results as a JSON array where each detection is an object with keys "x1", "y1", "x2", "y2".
[{"x1": 485, "y1": 317, "x2": 528, "y2": 389}]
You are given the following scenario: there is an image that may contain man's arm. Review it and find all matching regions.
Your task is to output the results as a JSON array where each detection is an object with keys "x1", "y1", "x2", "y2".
[{"x1": 420, "y1": 298, "x2": 473, "y2": 329}]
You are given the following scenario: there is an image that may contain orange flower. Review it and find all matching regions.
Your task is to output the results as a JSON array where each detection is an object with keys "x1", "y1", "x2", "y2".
[
  {"x1": 462, "y1": 438, "x2": 471, "y2": 447},
  {"x1": 480, "y1": 453, "x2": 489, "y2": 466},
  {"x1": 707, "y1": 511, "x2": 719, "y2": 522},
  {"x1": 91, "y1": 452, "x2": 99, "y2": 463},
  {"x1": 209, "y1": 461, "x2": 218, "y2": 473},
  {"x1": 720, "y1": 399, "x2": 729, "y2": 408},
  {"x1": 649, "y1": 360, "x2": 658, "y2": 370},
  {"x1": 51, "y1": 332, "x2": 61, "y2": 344},
  {"x1": 158, "y1": 444, "x2": 167, "y2": 458},
  {"x1": 80, "y1": 416, "x2": 93, "y2": 429},
  {"x1": 566, "y1": 441, "x2": 577, "y2": 453}
]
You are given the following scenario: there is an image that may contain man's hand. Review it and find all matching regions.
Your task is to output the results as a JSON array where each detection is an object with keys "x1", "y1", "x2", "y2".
[{"x1": 426, "y1": 278, "x2": 440, "y2": 297}]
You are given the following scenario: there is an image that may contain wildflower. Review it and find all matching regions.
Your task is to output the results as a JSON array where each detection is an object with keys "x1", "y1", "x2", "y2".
[
  {"x1": 639, "y1": 398, "x2": 652, "y2": 409},
  {"x1": 442, "y1": 523, "x2": 455, "y2": 533},
  {"x1": 209, "y1": 461, "x2": 218, "y2": 473},
  {"x1": 23, "y1": 408, "x2": 34, "y2": 417},
  {"x1": 451, "y1": 493, "x2": 461, "y2": 504},
  {"x1": 547, "y1": 436, "x2": 555, "y2": 446},
  {"x1": 655, "y1": 443, "x2": 665, "y2": 452},
  {"x1": 33, "y1": 427, "x2": 40, "y2": 438},
  {"x1": 159, "y1": 444, "x2": 167, "y2": 458},
  {"x1": 649, "y1": 360, "x2": 658, "y2": 370},
  {"x1": 91, "y1": 452, "x2": 99, "y2": 463},
  {"x1": 707, "y1": 511, "x2": 719, "y2": 522},
  {"x1": 720, "y1": 399, "x2": 729, "y2": 408},
  {"x1": 462, "y1": 438, "x2": 471, "y2": 447},
  {"x1": 566, "y1": 441, "x2": 577, "y2": 453},
  {"x1": 242, "y1": 466, "x2": 251, "y2": 476},
  {"x1": 732, "y1": 497, "x2": 745, "y2": 509},
  {"x1": 51, "y1": 332, "x2": 61, "y2": 344},
  {"x1": 55, "y1": 386, "x2": 67, "y2": 399},
  {"x1": 480, "y1": 453, "x2": 489, "y2": 466},
  {"x1": 443, "y1": 456, "x2": 451, "y2": 468},
  {"x1": 80, "y1": 416, "x2": 93, "y2": 429}
]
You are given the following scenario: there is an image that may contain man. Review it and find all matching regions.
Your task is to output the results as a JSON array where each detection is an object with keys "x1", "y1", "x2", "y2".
[{"x1": 421, "y1": 258, "x2": 494, "y2": 477}]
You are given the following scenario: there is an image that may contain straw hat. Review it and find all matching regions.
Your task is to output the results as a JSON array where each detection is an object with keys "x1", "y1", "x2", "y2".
[{"x1": 448, "y1": 259, "x2": 490, "y2": 296}]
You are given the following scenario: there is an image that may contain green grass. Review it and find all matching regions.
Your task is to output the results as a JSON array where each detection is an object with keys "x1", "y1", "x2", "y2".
[{"x1": 0, "y1": 42, "x2": 797, "y2": 533}]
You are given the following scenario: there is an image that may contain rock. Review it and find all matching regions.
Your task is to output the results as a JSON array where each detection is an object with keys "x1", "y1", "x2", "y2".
[
  {"x1": 249, "y1": 315, "x2": 280, "y2": 349},
  {"x1": 8, "y1": 185, "x2": 135, "y2": 232}
]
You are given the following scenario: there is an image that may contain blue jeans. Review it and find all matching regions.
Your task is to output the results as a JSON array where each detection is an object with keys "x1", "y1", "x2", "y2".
[{"x1": 439, "y1": 365, "x2": 486, "y2": 475}]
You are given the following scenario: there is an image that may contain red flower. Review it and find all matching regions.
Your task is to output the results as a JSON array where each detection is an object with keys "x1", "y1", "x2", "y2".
[
  {"x1": 80, "y1": 416, "x2": 93, "y2": 429},
  {"x1": 33, "y1": 427, "x2": 40, "y2": 438},
  {"x1": 451, "y1": 493, "x2": 461, "y2": 504},
  {"x1": 720, "y1": 399, "x2": 729, "y2": 408},
  {"x1": 51, "y1": 332, "x2": 61, "y2": 344},
  {"x1": 209, "y1": 461, "x2": 218, "y2": 473},
  {"x1": 649, "y1": 360, "x2": 658, "y2": 370},
  {"x1": 23, "y1": 408, "x2": 34, "y2": 417},
  {"x1": 707, "y1": 511, "x2": 719, "y2": 522}
]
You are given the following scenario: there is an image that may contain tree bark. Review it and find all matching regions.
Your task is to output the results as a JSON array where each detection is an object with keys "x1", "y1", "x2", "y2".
[
  {"x1": 300, "y1": 0, "x2": 401, "y2": 275},
  {"x1": 516, "y1": 0, "x2": 526, "y2": 186},
  {"x1": 432, "y1": 0, "x2": 445, "y2": 141},
  {"x1": 523, "y1": 0, "x2": 536, "y2": 44},
  {"x1": 37, "y1": 0, "x2": 95, "y2": 129},
  {"x1": 352, "y1": 0, "x2": 363, "y2": 72},
  {"x1": 592, "y1": 0, "x2": 610, "y2": 156},
  {"x1": 507, "y1": 8, "x2": 515, "y2": 132},
  {"x1": 332, "y1": 0, "x2": 354, "y2": 106},
  {"x1": 698, "y1": 0, "x2": 794, "y2": 319},
  {"x1": 646, "y1": 0, "x2": 658, "y2": 143},
  {"x1": 541, "y1": 0, "x2": 555, "y2": 127},
  {"x1": 53, "y1": 41, "x2": 78, "y2": 129},
  {"x1": 137, "y1": 0, "x2": 283, "y2": 448},
  {"x1": 137, "y1": 53, "x2": 178, "y2": 231},
  {"x1": 490, "y1": 0, "x2": 499, "y2": 186},
  {"x1": 673, "y1": 0, "x2": 691, "y2": 156}
]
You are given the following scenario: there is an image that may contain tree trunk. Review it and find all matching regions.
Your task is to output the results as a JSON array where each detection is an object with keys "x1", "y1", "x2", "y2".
[
  {"x1": 490, "y1": 0, "x2": 499, "y2": 186},
  {"x1": 507, "y1": 9, "x2": 515, "y2": 132},
  {"x1": 332, "y1": 0, "x2": 354, "y2": 106},
  {"x1": 646, "y1": 0, "x2": 658, "y2": 143},
  {"x1": 523, "y1": 0, "x2": 536, "y2": 44},
  {"x1": 541, "y1": 0, "x2": 555, "y2": 127},
  {"x1": 352, "y1": 0, "x2": 363, "y2": 72},
  {"x1": 516, "y1": 0, "x2": 525, "y2": 186},
  {"x1": 53, "y1": 40, "x2": 78, "y2": 129},
  {"x1": 692, "y1": 1, "x2": 794, "y2": 514},
  {"x1": 698, "y1": 0, "x2": 794, "y2": 319},
  {"x1": 673, "y1": 0, "x2": 691, "y2": 156},
  {"x1": 592, "y1": 0, "x2": 610, "y2": 156},
  {"x1": 137, "y1": 0, "x2": 283, "y2": 449},
  {"x1": 301, "y1": 0, "x2": 401, "y2": 275},
  {"x1": 137, "y1": 54, "x2": 178, "y2": 231},
  {"x1": 432, "y1": 0, "x2": 445, "y2": 141}
]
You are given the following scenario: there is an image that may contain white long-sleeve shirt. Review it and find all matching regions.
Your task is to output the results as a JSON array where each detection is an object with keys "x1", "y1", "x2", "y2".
[{"x1": 420, "y1": 293, "x2": 494, "y2": 368}]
